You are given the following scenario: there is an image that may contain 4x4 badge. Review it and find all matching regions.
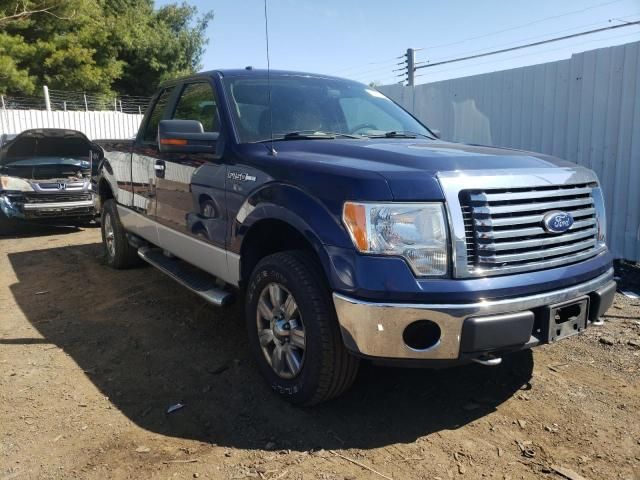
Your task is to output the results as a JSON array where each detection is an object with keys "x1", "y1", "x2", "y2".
[{"x1": 228, "y1": 171, "x2": 256, "y2": 182}]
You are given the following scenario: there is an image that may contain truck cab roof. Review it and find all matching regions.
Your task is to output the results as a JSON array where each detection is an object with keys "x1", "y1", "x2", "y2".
[{"x1": 159, "y1": 69, "x2": 360, "y2": 88}]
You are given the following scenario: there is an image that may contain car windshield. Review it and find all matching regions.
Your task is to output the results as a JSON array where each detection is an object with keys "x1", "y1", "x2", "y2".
[{"x1": 223, "y1": 75, "x2": 433, "y2": 143}]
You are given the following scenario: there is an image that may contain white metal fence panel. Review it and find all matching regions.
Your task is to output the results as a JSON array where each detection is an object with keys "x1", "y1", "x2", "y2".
[
  {"x1": 380, "y1": 41, "x2": 640, "y2": 262},
  {"x1": 0, "y1": 109, "x2": 143, "y2": 140}
]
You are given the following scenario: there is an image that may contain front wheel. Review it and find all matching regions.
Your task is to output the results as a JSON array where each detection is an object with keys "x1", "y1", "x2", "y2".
[{"x1": 245, "y1": 250, "x2": 359, "y2": 405}]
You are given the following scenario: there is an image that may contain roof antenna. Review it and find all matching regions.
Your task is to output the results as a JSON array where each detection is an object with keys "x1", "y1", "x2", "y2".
[{"x1": 263, "y1": 0, "x2": 277, "y2": 156}]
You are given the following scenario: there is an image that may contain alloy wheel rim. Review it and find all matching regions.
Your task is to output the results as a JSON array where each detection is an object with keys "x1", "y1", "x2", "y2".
[
  {"x1": 104, "y1": 213, "x2": 115, "y2": 258},
  {"x1": 256, "y1": 282, "x2": 306, "y2": 379}
]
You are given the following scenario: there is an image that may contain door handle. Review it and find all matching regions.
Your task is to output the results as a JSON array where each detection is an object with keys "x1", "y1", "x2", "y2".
[{"x1": 154, "y1": 160, "x2": 165, "y2": 178}]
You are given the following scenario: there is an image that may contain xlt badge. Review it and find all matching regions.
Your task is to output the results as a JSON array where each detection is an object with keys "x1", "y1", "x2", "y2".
[{"x1": 228, "y1": 171, "x2": 256, "y2": 182}]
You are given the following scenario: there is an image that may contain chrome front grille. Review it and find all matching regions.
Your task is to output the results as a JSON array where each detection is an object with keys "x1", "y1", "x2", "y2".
[
  {"x1": 35, "y1": 181, "x2": 86, "y2": 191},
  {"x1": 460, "y1": 183, "x2": 601, "y2": 275},
  {"x1": 22, "y1": 192, "x2": 93, "y2": 203}
]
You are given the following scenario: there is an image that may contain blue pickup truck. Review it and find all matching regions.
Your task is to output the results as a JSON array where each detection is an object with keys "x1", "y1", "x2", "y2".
[{"x1": 95, "y1": 69, "x2": 615, "y2": 405}]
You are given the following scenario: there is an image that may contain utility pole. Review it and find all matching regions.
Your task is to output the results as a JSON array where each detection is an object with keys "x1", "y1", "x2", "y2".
[
  {"x1": 43, "y1": 85, "x2": 51, "y2": 111},
  {"x1": 406, "y1": 48, "x2": 415, "y2": 86}
]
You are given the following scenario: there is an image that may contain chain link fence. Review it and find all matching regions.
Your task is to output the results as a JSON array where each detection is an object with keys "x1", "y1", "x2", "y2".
[{"x1": 1, "y1": 88, "x2": 151, "y2": 114}]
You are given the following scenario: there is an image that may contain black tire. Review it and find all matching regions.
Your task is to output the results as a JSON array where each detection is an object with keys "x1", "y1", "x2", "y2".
[
  {"x1": 246, "y1": 250, "x2": 359, "y2": 405},
  {"x1": 101, "y1": 199, "x2": 140, "y2": 269},
  {"x1": 0, "y1": 210, "x2": 17, "y2": 236}
]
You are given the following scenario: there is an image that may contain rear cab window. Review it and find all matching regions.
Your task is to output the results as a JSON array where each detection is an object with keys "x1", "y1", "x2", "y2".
[{"x1": 143, "y1": 87, "x2": 175, "y2": 143}]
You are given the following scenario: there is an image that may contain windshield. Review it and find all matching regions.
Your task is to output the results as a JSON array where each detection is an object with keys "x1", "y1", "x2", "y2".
[{"x1": 223, "y1": 75, "x2": 432, "y2": 143}]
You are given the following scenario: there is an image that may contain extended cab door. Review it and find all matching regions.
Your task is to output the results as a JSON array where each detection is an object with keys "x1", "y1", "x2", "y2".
[
  {"x1": 130, "y1": 86, "x2": 177, "y2": 219},
  {"x1": 154, "y1": 80, "x2": 229, "y2": 267}
]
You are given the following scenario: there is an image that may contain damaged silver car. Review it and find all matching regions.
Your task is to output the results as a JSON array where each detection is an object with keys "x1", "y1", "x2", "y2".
[{"x1": 0, "y1": 129, "x2": 99, "y2": 232}]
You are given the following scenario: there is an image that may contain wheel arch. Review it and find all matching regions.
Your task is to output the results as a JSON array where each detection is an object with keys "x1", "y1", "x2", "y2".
[
  {"x1": 239, "y1": 215, "x2": 333, "y2": 289},
  {"x1": 233, "y1": 183, "x2": 353, "y2": 289},
  {"x1": 98, "y1": 177, "x2": 114, "y2": 202}
]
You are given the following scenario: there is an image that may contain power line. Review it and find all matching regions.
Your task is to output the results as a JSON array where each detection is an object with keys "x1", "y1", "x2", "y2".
[
  {"x1": 416, "y1": 0, "x2": 624, "y2": 52},
  {"x1": 327, "y1": 56, "x2": 401, "y2": 76},
  {"x1": 419, "y1": 15, "x2": 639, "y2": 66},
  {"x1": 332, "y1": 0, "x2": 626, "y2": 84},
  {"x1": 413, "y1": 30, "x2": 640, "y2": 79},
  {"x1": 346, "y1": 63, "x2": 408, "y2": 81},
  {"x1": 415, "y1": 20, "x2": 640, "y2": 71}
]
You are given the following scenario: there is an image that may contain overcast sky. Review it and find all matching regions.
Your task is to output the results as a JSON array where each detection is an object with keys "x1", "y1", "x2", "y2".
[{"x1": 156, "y1": 0, "x2": 640, "y2": 85}]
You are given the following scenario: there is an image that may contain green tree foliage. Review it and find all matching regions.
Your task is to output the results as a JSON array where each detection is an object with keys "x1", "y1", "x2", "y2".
[{"x1": 0, "y1": 0, "x2": 213, "y2": 96}]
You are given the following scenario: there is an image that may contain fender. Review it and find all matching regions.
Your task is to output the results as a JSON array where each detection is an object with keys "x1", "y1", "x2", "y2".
[
  {"x1": 230, "y1": 183, "x2": 352, "y2": 253},
  {"x1": 230, "y1": 183, "x2": 355, "y2": 288}
]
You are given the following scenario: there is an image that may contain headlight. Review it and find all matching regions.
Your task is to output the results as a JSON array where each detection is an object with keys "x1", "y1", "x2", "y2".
[
  {"x1": 343, "y1": 202, "x2": 449, "y2": 276},
  {"x1": 0, "y1": 176, "x2": 33, "y2": 192}
]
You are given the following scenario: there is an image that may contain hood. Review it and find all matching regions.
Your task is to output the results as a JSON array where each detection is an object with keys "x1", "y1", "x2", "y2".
[
  {"x1": 0, "y1": 129, "x2": 94, "y2": 180},
  {"x1": 260, "y1": 138, "x2": 580, "y2": 200}
]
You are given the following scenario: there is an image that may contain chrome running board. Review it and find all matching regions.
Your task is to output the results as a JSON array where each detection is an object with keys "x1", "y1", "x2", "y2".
[{"x1": 138, "y1": 246, "x2": 234, "y2": 307}]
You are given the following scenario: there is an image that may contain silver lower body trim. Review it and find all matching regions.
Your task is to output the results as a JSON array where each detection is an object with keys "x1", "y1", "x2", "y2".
[
  {"x1": 332, "y1": 268, "x2": 614, "y2": 360},
  {"x1": 117, "y1": 205, "x2": 240, "y2": 286}
]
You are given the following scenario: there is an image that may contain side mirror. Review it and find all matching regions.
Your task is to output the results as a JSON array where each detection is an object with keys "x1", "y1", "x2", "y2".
[
  {"x1": 430, "y1": 128, "x2": 441, "y2": 139},
  {"x1": 158, "y1": 120, "x2": 219, "y2": 154}
]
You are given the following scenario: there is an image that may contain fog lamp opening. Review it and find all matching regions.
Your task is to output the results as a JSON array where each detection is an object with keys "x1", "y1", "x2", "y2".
[{"x1": 403, "y1": 320, "x2": 441, "y2": 351}]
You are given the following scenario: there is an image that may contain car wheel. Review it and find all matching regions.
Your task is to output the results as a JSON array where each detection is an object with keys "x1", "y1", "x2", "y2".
[
  {"x1": 246, "y1": 250, "x2": 359, "y2": 405},
  {"x1": 101, "y1": 199, "x2": 140, "y2": 269}
]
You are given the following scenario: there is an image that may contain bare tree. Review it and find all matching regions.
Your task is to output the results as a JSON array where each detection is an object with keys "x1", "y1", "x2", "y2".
[{"x1": 0, "y1": 1, "x2": 73, "y2": 27}]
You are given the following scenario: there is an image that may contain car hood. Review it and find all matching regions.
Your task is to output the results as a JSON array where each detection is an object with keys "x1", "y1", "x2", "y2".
[
  {"x1": 266, "y1": 139, "x2": 581, "y2": 200},
  {"x1": 2, "y1": 157, "x2": 91, "y2": 168},
  {"x1": 0, "y1": 129, "x2": 94, "y2": 180}
]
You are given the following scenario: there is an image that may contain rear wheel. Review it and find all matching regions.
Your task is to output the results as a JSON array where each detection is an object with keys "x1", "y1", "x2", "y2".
[
  {"x1": 101, "y1": 199, "x2": 140, "y2": 269},
  {"x1": 246, "y1": 250, "x2": 359, "y2": 405}
]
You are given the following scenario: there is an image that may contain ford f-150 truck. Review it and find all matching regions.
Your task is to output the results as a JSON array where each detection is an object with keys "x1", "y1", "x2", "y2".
[{"x1": 95, "y1": 69, "x2": 616, "y2": 405}]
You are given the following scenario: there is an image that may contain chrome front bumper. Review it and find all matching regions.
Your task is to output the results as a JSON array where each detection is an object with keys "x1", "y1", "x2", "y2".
[
  {"x1": 1, "y1": 193, "x2": 97, "y2": 219},
  {"x1": 333, "y1": 268, "x2": 615, "y2": 361}
]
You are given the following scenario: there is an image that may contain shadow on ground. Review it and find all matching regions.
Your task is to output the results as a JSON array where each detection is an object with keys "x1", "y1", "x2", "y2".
[
  {"x1": 0, "y1": 220, "x2": 99, "y2": 239},
  {"x1": 7, "y1": 242, "x2": 533, "y2": 451}
]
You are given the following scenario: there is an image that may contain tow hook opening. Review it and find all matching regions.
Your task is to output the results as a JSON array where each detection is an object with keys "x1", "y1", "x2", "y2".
[{"x1": 402, "y1": 320, "x2": 441, "y2": 351}]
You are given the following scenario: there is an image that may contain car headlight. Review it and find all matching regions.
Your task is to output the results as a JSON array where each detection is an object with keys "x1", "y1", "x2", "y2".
[
  {"x1": 0, "y1": 175, "x2": 33, "y2": 192},
  {"x1": 343, "y1": 202, "x2": 449, "y2": 276}
]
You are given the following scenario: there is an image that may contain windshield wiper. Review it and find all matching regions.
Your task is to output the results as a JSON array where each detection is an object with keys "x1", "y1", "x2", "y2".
[
  {"x1": 256, "y1": 131, "x2": 363, "y2": 142},
  {"x1": 283, "y1": 131, "x2": 335, "y2": 140},
  {"x1": 367, "y1": 130, "x2": 434, "y2": 139}
]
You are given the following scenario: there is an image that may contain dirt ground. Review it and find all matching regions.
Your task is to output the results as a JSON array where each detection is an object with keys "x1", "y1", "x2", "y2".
[{"x1": 1, "y1": 225, "x2": 639, "y2": 480}]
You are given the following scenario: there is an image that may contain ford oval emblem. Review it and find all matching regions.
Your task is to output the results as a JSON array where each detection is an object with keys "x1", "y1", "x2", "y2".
[{"x1": 542, "y1": 211, "x2": 574, "y2": 234}]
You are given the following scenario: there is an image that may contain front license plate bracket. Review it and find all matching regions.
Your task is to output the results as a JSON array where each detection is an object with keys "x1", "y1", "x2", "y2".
[{"x1": 542, "y1": 296, "x2": 589, "y2": 343}]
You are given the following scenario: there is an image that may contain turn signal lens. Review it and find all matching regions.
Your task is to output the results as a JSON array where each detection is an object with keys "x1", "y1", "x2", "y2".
[
  {"x1": 343, "y1": 202, "x2": 368, "y2": 251},
  {"x1": 160, "y1": 138, "x2": 188, "y2": 145}
]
